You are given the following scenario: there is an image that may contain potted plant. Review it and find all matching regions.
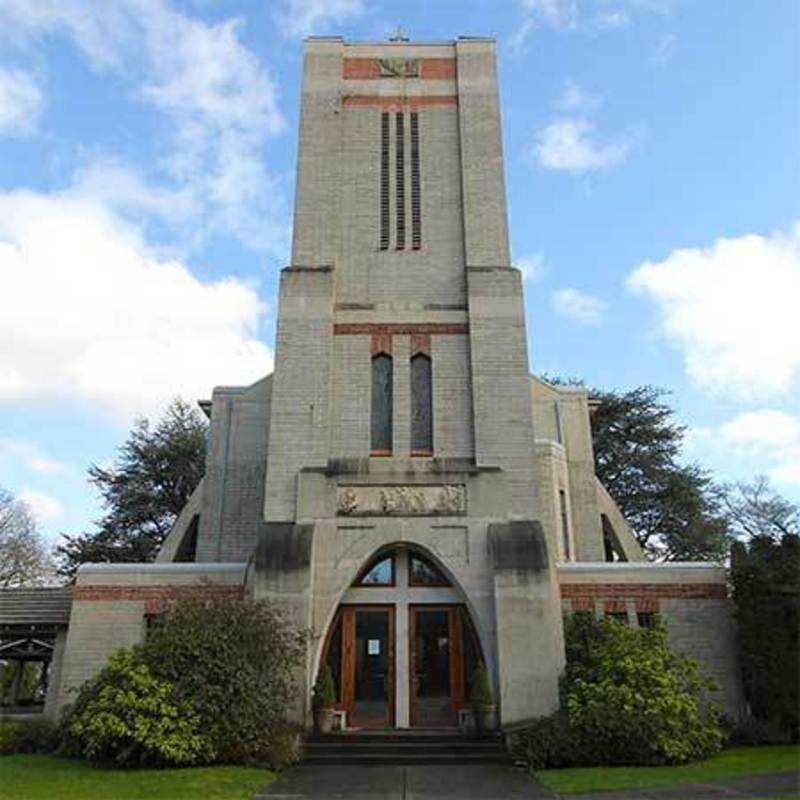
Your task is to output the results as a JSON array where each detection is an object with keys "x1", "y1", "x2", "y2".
[
  {"x1": 471, "y1": 662, "x2": 497, "y2": 733},
  {"x1": 312, "y1": 664, "x2": 337, "y2": 734}
]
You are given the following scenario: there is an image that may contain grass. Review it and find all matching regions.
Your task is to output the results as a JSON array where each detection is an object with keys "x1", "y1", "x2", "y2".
[
  {"x1": 536, "y1": 745, "x2": 800, "y2": 795},
  {"x1": 0, "y1": 755, "x2": 275, "y2": 800}
]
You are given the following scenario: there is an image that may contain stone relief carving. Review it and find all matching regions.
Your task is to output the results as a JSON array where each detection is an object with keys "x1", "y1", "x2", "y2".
[
  {"x1": 336, "y1": 484, "x2": 466, "y2": 516},
  {"x1": 378, "y1": 58, "x2": 419, "y2": 78}
]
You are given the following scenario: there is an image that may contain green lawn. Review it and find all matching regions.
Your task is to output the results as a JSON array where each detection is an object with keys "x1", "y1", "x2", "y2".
[
  {"x1": 536, "y1": 745, "x2": 800, "y2": 795},
  {"x1": 0, "y1": 755, "x2": 275, "y2": 800}
]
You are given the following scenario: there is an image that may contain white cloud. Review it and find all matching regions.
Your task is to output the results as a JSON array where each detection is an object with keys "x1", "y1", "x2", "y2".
[
  {"x1": 510, "y1": 0, "x2": 673, "y2": 48},
  {"x1": 515, "y1": 253, "x2": 547, "y2": 283},
  {"x1": 0, "y1": 67, "x2": 43, "y2": 137},
  {"x1": 556, "y1": 81, "x2": 602, "y2": 113},
  {"x1": 533, "y1": 118, "x2": 634, "y2": 173},
  {"x1": 0, "y1": 439, "x2": 72, "y2": 476},
  {"x1": 0, "y1": 0, "x2": 288, "y2": 253},
  {"x1": 0, "y1": 189, "x2": 272, "y2": 418},
  {"x1": 627, "y1": 223, "x2": 800, "y2": 398},
  {"x1": 18, "y1": 489, "x2": 63, "y2": 522},
  {"x1": 276, "y1": 0, "x2": 366, "y2": 38},
  {"x1": 687, "y1": 409, "x2": 800, "y2": 491},
  {"x1": 551, "y1": 288, "x2": 605, "y2": 325},
  {"x1": 719, "y1": 410, "x2": 800, "y2": 449}
]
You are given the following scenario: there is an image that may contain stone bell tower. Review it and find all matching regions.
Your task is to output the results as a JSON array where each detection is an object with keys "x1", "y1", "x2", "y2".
[{"x1": 256, "y1": 34, "x2": 565, "y2": 726}]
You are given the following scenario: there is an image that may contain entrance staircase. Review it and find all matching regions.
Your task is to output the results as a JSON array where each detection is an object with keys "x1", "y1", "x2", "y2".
[{"x1": 304, "y1": 729, "x2": 511, "y2": 766}]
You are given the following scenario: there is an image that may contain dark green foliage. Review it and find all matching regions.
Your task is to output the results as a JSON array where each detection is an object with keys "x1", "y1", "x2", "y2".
[
  {"x1": 0, "y1": 719, "x2": 58, "y2": 755},
  {"x1": 588, "y1": 385, "x2": 730, "y2": 561},
  {"x1": 470, "y1": 662, "x2": 493, "y2": 706},
  {"x1": 60, "y1": 595, "x2": 306, "y2": 767},
  {"x1": 509, "y1": 713, "x2": 584, "y2": 769},
  {"x1": 312, "y1": 664, "x2": 336, "y2": 709},
  {"x1": 56, "y1": 398, "x2": 207, "y2": 576},
  {"x1": 60, "y1": 650, "x2": 212, "y2": 767},
  {"x1": 141, "y1": 594, "x2": 307, "y2": 764},
  {"x1": 730, "y1": 533, "x2": 799, "y2": 743},
  {"x1": 512, "y1": 613, "x2": 723, "y2": 770}
]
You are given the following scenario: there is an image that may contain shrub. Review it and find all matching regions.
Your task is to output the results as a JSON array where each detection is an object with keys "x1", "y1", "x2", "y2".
[
  {"x1": 60, "y1": 650, "x2": 213, "y2": 767},
  {"x1": 508, "y1": 712, "x2": 584, "y2": 769},
  {"x1": 0, "y1": 719, "x2": 59, "y2": 755},
  {"x1": 470, "y1": 662, "x2": 493, "y2": 706},
  {"x1": 731, "y1": 534, "x2": 799, "y2": 743},
  {"x1": 564, "y1": 613, "x2": 723, "y2": 765},
  {"x1": 313, "y1": 664, "x2": 336, "y2": 710},
  {"x1": 141, "y1": 594, "x2": 307, "y2": 764},
  {"x1": 513, "y1": 613, "x2": 724, "y2": 771},
  {"x1": 223, "y1": 721, "x2": 303, "y2": 769}
]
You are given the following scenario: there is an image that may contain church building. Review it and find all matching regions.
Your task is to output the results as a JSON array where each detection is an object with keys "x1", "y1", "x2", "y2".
[{"x1": 1, "y1": 35, "x2": 742, "y2": 731}]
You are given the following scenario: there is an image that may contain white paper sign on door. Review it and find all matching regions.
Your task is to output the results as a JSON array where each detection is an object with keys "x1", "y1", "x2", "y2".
[{"x1": 368, "y1": 639, "x2": 380, "y2": 655}]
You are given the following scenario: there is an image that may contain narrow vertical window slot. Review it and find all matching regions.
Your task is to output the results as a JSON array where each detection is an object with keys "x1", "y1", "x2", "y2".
[
  {"x1": 379, "y1": 112, "x2": 390, "y2": 250},
  {"x1": 395, "y1": 111, "x2": 405, "y2": 250},
  {"x1": 371, "y1": 354, "x2": 393, "y2": 454},
  {"x1": 410, "y1": 111, "x2": 421, "y2": 249},
  {"x1": 410, "y1": 353, "x2": 433, "y2": 454},
  {"x1": 559, "y1": 489, "x2": 571, "y2": 560}
]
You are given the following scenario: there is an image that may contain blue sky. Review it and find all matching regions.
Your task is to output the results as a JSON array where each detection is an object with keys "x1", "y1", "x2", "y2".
[{"x1": 0, "y1": 0, "x2": 797, "y2": 543}]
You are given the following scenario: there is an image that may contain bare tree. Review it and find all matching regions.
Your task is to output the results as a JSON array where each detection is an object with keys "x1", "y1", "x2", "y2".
[
  {"x1": 723, "y1": 476, "x2": 799, "y2": 542},
  {"x1": 0, "y1": 488, "x2": 52, "y2": 587}
]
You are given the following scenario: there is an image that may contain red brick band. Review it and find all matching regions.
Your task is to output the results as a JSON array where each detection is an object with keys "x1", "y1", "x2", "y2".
[
  {"x1": 343, "y1": 58, "x2": 456, "y2": 80},
  {"x1": 335, "y1": 323, "x2": 468, "y2": 336},
  {"x1": 342, "y1": 95, "x2": 458, "y2": 110},
  {"x1": 371, "y1": 332, "x2": 392, "y2": 355},
  {"x1": 560, "y1": 583, "x2": 727, "y2": 600},
  {"x1": 73, "y1": 585, "x2": 243, "y2": 603}
]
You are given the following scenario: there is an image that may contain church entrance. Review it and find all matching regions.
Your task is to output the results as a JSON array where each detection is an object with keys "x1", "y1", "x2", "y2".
[{"x1": 320, "y1": 546, "x2": 482, "y2": 730}]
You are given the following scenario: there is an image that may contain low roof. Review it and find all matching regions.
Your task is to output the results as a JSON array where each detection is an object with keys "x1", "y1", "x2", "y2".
[{"x1": 0, "y1": 587, "x2": 73, "y2": 626}]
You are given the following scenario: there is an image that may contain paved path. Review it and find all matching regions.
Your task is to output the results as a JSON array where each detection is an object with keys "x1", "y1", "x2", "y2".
[
  {"x1": 253, "y1": 763, "x2": 555, "y2": 799},
  {"x1": 254, "y1": 767, "x2": 799, "y2": 800}
]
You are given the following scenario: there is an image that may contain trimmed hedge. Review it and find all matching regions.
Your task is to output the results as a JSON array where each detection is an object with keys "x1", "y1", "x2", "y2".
[{"x1": 0, "y1": 718, "x2": 59, "y2": 755}]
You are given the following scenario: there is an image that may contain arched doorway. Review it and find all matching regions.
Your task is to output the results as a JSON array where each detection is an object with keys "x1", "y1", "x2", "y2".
[{"x1": 320, "y1": 545, "x2": 484, "y2": 730}]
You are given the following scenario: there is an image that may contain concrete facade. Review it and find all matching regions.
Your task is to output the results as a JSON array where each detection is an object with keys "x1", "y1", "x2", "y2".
[{"x1": 25, "y1": 35, "x2": 743, "y2": 727}]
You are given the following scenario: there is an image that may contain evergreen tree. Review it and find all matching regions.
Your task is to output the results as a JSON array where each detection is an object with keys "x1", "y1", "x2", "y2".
[{"x1": 56, "y1": 399, "x2": 207, "y2": 577}]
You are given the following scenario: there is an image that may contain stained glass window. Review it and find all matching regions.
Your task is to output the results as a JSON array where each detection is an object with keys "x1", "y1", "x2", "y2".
[
  {"x1": 371, "y1": 354, "x2": 393, "y2": 453},
  {"x1": 409, "y1": 552, "x2": 450, "y2": 586},
  {"x1": 355, "y1": 556, "x2": 394, "y2": 586},
  {"x1": 410, "y1": 353, "x2": 432, "y2": 453}
]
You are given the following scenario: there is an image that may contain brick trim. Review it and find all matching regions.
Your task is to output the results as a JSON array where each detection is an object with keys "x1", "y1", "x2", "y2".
[
  {"x1": 410, "y1": 332, "x2": 431, "y2": 355},
  {"x1": 343, "y1": 58, "x2": 456, "y2": 80},
  {"x1": 371, "y1": 332, "x2": 392, "y2": 355},
  {"x1": 604, "y1": 599, "x2": 628, "y2": 613},
  {"x1": 560, "y1": 583, "x2": 727, "y2": 600},
  {"x1": 342, "y1": 95, "x2": 458, "y2": 110},
  {"x1": 335, "y1": 323, "x2": 468, "y2": 336},
  {"x1": 73, "y1": 585, "x2": 243, "y2": 603}
]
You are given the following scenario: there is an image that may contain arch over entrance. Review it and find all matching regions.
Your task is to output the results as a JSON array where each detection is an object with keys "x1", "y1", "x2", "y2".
[{"x1": 319, "y1": 545, "x2": 484, "y2": 730}]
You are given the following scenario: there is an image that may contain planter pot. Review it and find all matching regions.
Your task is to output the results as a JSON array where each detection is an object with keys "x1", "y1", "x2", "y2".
[
  {"x1": 314, "y1": 707, "x2": 336, "y2": 734},
  {"x1": 475, "y1": 704, "x2": 497, "y2": 733}
]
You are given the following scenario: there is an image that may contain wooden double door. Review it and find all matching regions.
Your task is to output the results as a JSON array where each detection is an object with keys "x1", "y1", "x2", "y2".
[{"x1": 330, "y1": 604, "x2": 478, "y2": 729}]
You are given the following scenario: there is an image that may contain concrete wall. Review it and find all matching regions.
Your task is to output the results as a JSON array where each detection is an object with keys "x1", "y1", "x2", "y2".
[
  {"x1": 558, "y1": 562, "x2": 744, "y2": 717},
  {"x1": 55, "y1": 564, "x2": 246, "y2": 714},
  {"x1": 196, "y1": 376, "x2": 272, "y2": 562}
]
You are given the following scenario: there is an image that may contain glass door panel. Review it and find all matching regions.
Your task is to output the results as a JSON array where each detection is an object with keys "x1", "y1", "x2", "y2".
[
  {"x1": 350, "y1": 608, "x2": 393, "y2": 728},
  {"x1": 411, "y1": 608, "x2": 458, "y2": 727}
]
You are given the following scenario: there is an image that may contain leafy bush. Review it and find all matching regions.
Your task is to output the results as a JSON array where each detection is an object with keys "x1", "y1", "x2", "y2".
[
  {"x1": 470, "y1": 662, "x2": 493, "y2": 706},
  {"x1": 0, "y1": 718, "x2": 59, "y2": 755},
  {"x1": 140, "y1": 594, "x2": 307, "y2": 764},
  {"x1": 509, "y1": 712, "x2": 584, "y2": 769},
  {"x1": 60, "y1": 650, "x2": 213, "y2": 767},
  {"x1": 513, "y1": 613, "x2": 724, "y2": 771},
  {"x1": 731, "y1": 534, "x2": 799, "y2": 743},
  {"x1": 312, "y1": 664, "x2": 336, "y2": 710}
]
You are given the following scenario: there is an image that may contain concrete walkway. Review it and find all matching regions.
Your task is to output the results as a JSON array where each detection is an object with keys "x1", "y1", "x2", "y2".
[
  {"x1": 253, "y1": 763, "x2": 555, "y2": 799},
  {"x1": 254, "y1": 766, "x2": 800, "y2": 800}
]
